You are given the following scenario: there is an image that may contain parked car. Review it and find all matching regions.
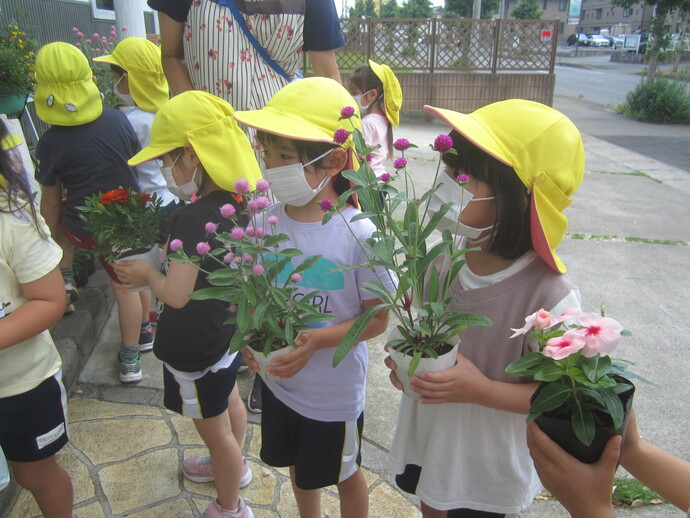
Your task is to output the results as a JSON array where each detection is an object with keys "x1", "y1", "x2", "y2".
[
  {"x1": 611, "y1": 34, "x2": 626, "y2": 49},
  {"x1": 588, "y1": 34, "x2": 612, "y2": 47},
  {"x1": 567, "y1": 33, "x2": 590, "y2": 46}
]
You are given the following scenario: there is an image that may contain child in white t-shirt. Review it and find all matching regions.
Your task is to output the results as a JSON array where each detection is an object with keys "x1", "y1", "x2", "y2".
[{"x1": 234, "y1": 77, "x2": 396, "y2": 518}]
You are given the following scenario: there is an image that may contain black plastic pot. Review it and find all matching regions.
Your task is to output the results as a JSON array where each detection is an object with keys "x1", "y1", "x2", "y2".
[{"x1": 532, "y1": 378, "x2": 635, "y2": 464}]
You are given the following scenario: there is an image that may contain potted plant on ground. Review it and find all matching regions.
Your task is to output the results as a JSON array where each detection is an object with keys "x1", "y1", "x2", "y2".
[
  {"x1": 0, "y1": 22, "x2": 38, "y2": 115},
  {"x1": 321, "y1": 108, "x2": 492, "y2": 398},
  {"x1": 78, "y1": 187, "x2": 165, "y2": 288},
  {"x1": 506, "y1": 307, "x2": 651, "y2": 463},
  {"x1": 168, "y1": 178, "x2": 335, "y2": 381}
]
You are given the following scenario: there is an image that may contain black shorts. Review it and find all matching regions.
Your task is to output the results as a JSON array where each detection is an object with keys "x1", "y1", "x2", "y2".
[
  {"x1": 163, "y1": 354, "x2": 240, "y2": 419},
  {"x1": 0, "y1": 372, "x2": 69, "y2": 462},
  {"x1": 260, "y1": 379, "x2": 364, "y2": 490}
]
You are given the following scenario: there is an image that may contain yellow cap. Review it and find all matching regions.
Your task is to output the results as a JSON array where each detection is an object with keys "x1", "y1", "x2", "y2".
[
  {"x1": 34, "y1": 42, "x2": 103, "y2": 126},
  {"x1": 129, "y1": 91, "x2": 261, "y2": 192},
  {"x1": 94, "y1": 37, "x2": 169, "y2": 113},
  {"x1": 233, "y1": 77, "x2": 361, "y2": 158},
  {"x1": 425, "y1": 100, "x2": 585, "y2": 273},
  {"x1": 1, "y1": 134, "x2": 22, "y2": 151},
  {"x1": 368, "y1": 60, "x2": 402, "y2": 127}
]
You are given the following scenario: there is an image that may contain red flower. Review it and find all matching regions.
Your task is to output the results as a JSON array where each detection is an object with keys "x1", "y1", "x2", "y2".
[
  {"x1": 135, "y1": 193, "x2": 153, "y2": 206},
  {"x1": 100, "y1": 189, "x2": 129, "y2": 205}
]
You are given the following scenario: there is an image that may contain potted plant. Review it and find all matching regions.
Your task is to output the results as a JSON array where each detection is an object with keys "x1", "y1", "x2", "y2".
[
  {"x1": 505, "y1": 307, "x2": 651, "y2": 463},
  {"x1": 168, "y1": 178, "x2": 335, "y2": 381},
  {"x1": 321, "y1": 108, "x2": 492, "y2": 398},
  {"x1": 78, "y1": 187, "x2": 165, "y2": 286},
  {"x1": 0, "y1": 22, "x2": 38, "y2": 115}
]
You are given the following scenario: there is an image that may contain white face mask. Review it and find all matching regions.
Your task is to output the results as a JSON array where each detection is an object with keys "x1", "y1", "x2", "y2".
[
  {"x1": 262, "y1": 149, "x2": 334, "y2": 207},
  {"x1": 352, "y1": 90, "x2": 373, "y2": 114},
  {"x1": 160, "y1": 152, "x2": 198, "y2": 201},
  {"x1": 428, "y1": 179, "x2": 495, "y2": 240},
  {"x1": 113, "y1": 74, "x2": 135, "y2": 106}
]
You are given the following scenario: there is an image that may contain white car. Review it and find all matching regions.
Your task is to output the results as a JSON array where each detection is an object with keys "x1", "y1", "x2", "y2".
[{"x1": 588, "y1": 35, "x2": 611, "y2": 47}]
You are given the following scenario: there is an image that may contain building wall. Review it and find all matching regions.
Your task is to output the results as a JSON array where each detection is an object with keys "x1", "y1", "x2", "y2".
[{"x1": 579, "y1": 0, "x2": 652, "y2": 34}]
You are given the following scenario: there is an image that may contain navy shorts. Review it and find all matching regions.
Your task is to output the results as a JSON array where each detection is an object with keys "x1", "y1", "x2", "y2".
[
  {"x1": 0, "y1": 372, "x2": 69, "y2": 462},
  {"x1": 260, "y1": 379, "x2": 364, "y2": 490}
]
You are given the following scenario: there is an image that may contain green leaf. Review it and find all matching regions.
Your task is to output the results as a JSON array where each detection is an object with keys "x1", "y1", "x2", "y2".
[
  {"x1": 332, "y1": 303, "x2": 387, "y2": 367},
  {"x1": 189, "y1": 287, "x2": 236, "y2": 302},
  {"x1": 505, "y1": 351, "x2": 547, "y2": 376},
  {"x1": 427, "y1": 266, "x2": 440, "y2": 304},
  {"x1": 528, "y1": 381, "x2": 571, "y2": 419},
  {"x1": 533, "y1": 363, "x2": 567, "y2": 382},
  {"x1": 598, "y1": 387, "x2": 625, "y2": 428},
  {"x1": 360, "y1": 280, "x2": 394, "y2": 302},
  {"x1": 571, "y1": 397, "x2": 595, "y2": 446},
  {"x1": 581, "y1": 354, "x2": 612, "y2": 383},
  {"x1": 407, "y1": 350, "x2": 423, "y2": 377}
]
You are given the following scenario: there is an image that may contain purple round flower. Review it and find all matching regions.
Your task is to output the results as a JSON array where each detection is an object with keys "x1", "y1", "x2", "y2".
[
  {"x1": 110, "y1": 25, "x2": 116, "y2": 31},
  {"x1": 255, "y1": 196, "x2": 270, "y2": 209},
  {"x1": 340, "y1": 106, "x2": 355, "y2": 119},
  {"x1": 253, "y1": 264, "x2": 265, "y2": 275},
  {"x1": 169, "y1": 239, "x2": 183, "y2": 251},
  {"x1": 234, "y1": 178, "x2": 250, "y2": 194},
  {"x1": 121, "y1": 26, "x2": 128, "y2": 31},
  {"x1": 457, "y1": 173, "x2": 470, "y2": 184},
  {"x1": 267, "y1": 215, "x2": 279, "y2": 225},
  {"x1": 75, "y1": 42, "x2": 82, "y2": 48},
  {"x1": 246, "y1": 226, "x2": 256, "y2": 237},
  {"x1": 77, "y1": 31, "x2": 84, "y2": 38},
  {"x1": 291, "y1": 273, "x2": 302, "y2": 283},
  {"x1": 233, "y1": 256, "x2": 243, "y2": 264},
  {"x1": 220, "y1": 203, "x2": 236, "y2": 218},
  {"x1": 380, "y1": 173, "x2": 391, "y2": 182},
  {"x1": 223, "y1": 252, "x2": 234, "y2": 263},
  {"x1": 111, "y1": 31, "x2": 117, "y2": 39},
  {"x1": 196, "y1": 242, "x2": 211, "y2": 255},
  {"x1": 93, "y1": 33, "x2": 100, "y2": 39},
  {"x1": 231, "y1": 227, "x2": 245, "y2": 241},
  {"x1": 365, "y1": 153, "x2": 374, "y2": 162},
  {"x1": 320, "y1": 199, "x2": 333, "y2": 212},
  {"x1": 85, "y1": 38, "x2": 92, "y2": 44},
  {"x1": 256, "y1": 178, "x2": 270, "y2": 192},
  {"x1": 393, "y1": 157, "x2": 408, "y2": 170},
  {"x1": 393, "y1": 138, "x2": 410, "y2": 151},
  {"x1": 247, "y1": 200, "x2": 259, "y2": 215},
  {"x1": 433, "y1": 134, "x2": 454, "y2": 153},
  {"x1": 205, "y1": 222, "x2": 217, "y2": 234},
  {"x1": 72, "y1": 27, "x2": 79, "y2": 33},
  {"x1": 243, "y1": 254, "x2": 253, "y2": 263},
  {"x1": 333, "y1": 128, "x2": 350, "y2": 145},
  {"x1": 255, "y1": 227, "x2": 266, "y2": 239}
]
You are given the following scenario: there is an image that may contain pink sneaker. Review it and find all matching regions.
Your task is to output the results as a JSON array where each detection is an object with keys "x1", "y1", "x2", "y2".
[
  {"x1": 183, "y1": 455, "x2": 253, "y2": 487},
  {"x1": 200, "y1": 497, "x2": 254, "y2": 518}
]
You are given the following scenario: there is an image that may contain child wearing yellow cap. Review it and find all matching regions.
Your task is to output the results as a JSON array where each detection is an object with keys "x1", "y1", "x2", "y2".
[
  {"x1": 385, "y1": 100, "x2": 585, "y2": 517},
  {"x1": 113, "y1": 90, "x2": 262, "y2": 518},
  {"x1": 94, "y1": 36, "x2": 175, "y2": 353},
  {"x1": 0, "y1": 119, "x2": 76, "y2": 517},
  {"x1": 347, "y1": 60, "x2": 402, "y2": 186},
  {"x1": 233, "y1": 77, "x2": 396, "y2": 518}
]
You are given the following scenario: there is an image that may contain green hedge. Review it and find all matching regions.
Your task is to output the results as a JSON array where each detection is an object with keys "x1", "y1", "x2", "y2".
[{"x1": 618, "y1": 78, "x2": 690, "y2": 124}]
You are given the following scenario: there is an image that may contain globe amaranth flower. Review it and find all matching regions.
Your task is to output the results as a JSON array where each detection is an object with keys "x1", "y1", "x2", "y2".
[
  {"x1": 393, "y1": 157, "x2": 408, "y2": 170},
  {"x1": 233, "y1": 256, "x2": 243, "y2": 264},
  {"x1": 169, "y1": 239, "x2": 183, "y2": 252},
  {"x1": 243, "y1": 254, "x2": 253, "y2": 263},
  {"x1": 333, "y1": 128, "x2": 350, "y2": 145},
  {"x1": 255, "y1": 196, "x2": 270, "y2": 209},
  {"x1": 245, "y1": 226, "x2": 256, "y2": 237},
  {"x1": 433, "y1": 134, "x2": 454, "y2": 153},
  {"x1": 456, "y1": 174, "x2": 470, "y2": 184},
  {"x1": 229, "y1": 305, "x2": 237, "y2": 313},
  {"x1": 253, "y1": 264, "x2": 265, "y2": 275},
  {"x1": 256, "y1": 179, "x2": 270, "y2": 192},
  {"x1": 365, "y1": 153, "x2": 374, "y2": 162},
  {"x1": 320, "y1": 199, "x2": 333, "y2": 212},
  {"x1": 380, "y1": 173, "x2": 391, "y2": 182},
  {"x1": 205, "y1": 222, "x2": 217, "y2": 234},
  {"x1": 267, "y1": 215, "x2": 279, "y2": 225},
  {"x1": 230, "y1": 227, "x2": 245, "y2": 241},
  {"x1": 254, "y1": 227, "x2": 266, "y2": 239},
  {"x1": 248, "y1": 200, "x2": 259, "y2": 214},
  {"x1": 340, "y1": 106, "x2": 355, "y2": 119},
  {"x1": 234, "y1": 178, "x2": 250, "y2": 194},
  {"x1": 393, "y1": 138, "x2": 410, "y2": 151},
  {"x1": 223, "y1": 252, "x2": 234, "y2": 263},
  {"x1": 196, "y1": 242, "x2": 211, "y2": 255},
  {"x1": 291, "y1": 273, "x2": 302, "y2": 283},
  {"x1": 220, "y1": 203, "x2": 236, "y2": 218}
]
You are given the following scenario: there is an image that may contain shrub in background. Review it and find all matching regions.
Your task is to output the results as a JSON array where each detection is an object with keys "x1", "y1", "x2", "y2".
[{"x1": 617, "y1": 78, "x2": 690, "y2": 124}]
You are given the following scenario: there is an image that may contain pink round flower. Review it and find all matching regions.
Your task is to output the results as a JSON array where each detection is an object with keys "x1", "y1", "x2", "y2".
[
  {"x1": 291, "y1": 273, "x2": 302, "y2": 283},
  {"x1": 93, "y1": 33, "x2": 100, "y2": 39},
  {"x1": 93, "y1": 48, "x2": 101, "y2": 53},
  {"x1": 245, "y1": 226, "x2": 256, "y2": 237},
  {"x1": 223, "y1": 252, "x2": 234, "y2": 263},
  {"x1": 256, "y1": 178, "x2": 270, "y2": 192},
  {"x1": 380, "y1": 173, "x2": 391, "y2": 182},
  {"x1": 233, "y1": 256, "x2": 243, "y2": 264},
  {"x1": 255, "y1": 196, "x2": 270, "y2": 209},
  {"x1": 110, "y1": 25, "x2": 116, "y2": 31},
  {"x1": 434, "y1": 134, "x2": 454, "y2": 153},
  {"x1": 333, "y1": 128, "x2": 350, "y2": 145},
  {"x1": 230, "y1": 227, "x2": 245, "y2": 241},
  {"x1": 220, "y1": 203, "x2": 236, "y2": 218},
  {"x1": 234, "y1": 178, "x2": 250, "y2": 194},
  {"x1": 543, "y1": 330, "x2": 586, "y2": 360},
  {"x1": 111, "y1": 31, "x2": 117, "y2": 39},
  {"x1": 255, "y1": 227, "x2": 266, "y2": 239},
  {"x1": 243, "y1": 254, "x2": 253, "y2": 263},
  {"x1": 340, "y1": 106, "x2": 355, "y2": 119},
  {"x1": 576, "y1": 313, "x2": 624, "y2": 358},
  {"x1": 393, "y1": 157, "x2": 408, "y2": 170},
  {"x1": 196, "y1": 242, "x2": 211, "y2": 255},
  {"x1": 121, "y1": 26, "x2": 128, "y2": 31},
  {"x1": 457, "y1": 174, "x2": 470, "y2": 184},
  {"x1": 229, "y1": 305, "x2": 237, "y2": 313},
  {"x1": 77, "y1": 32, "x2": 84, "y2": 38},
  {"x1": 393, "y1": 138, "x2": 410, "y2": 151},
  {"x1": 247, "y1": 200, "x2": 259, "y2": 214},
  {"x1": 75, "y1": 42, "x2": 82, "y2": 48},
  {"x1": 205, "y1": 222, "x2": 217, "y2": 233},
  {"x1": 72, "y1": 27, "x2": 79, "y2": 33},
  {"x1": 365, "y1": 153, "x2": 374, "y2": 162},
  {"x1": 320, "y1": 199, "x2": 333, "y2": 212},
  {"x1": 169, "y1": 239, "x2": 183, "y2": 251},
  {"x1": 85, "y1": 38, "x2": 92, "y2": 44},
  {"x1": 267, "y1": 215, "x2": 279, "y2": 225},
  {"x1": 253, "y1": 264, "x2": 265, "y2": 275}
]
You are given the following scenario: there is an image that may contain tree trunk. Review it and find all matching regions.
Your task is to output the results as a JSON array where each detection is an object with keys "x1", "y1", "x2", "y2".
[
  {"x1": 673, "y1": 12, "x2": 688, "y2": 74},
  {"x1": 647, "y1": 10, "x2": 669, "y2": 80}
]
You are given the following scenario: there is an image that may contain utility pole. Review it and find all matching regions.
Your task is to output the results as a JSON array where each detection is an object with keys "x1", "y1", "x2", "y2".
[
  {"x1": 473, "y1": 0, "x2": 482, "y2": 19},
  {"x1": 114, "y1": 0, "x2": 148, "y2": 38}
]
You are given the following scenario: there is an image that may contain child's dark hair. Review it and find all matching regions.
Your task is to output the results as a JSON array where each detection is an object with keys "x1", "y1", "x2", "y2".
[
  {"x1": 257, "y1": 131, "x2": 355, "y2": 206},
  {"x1": 348, "y1": 64, "x2": 392, "y2": 158},
  {"x1": 109, "y1": 64, "x2": 126, "y2": 77},
  {"x1": 0, "y1": 121, "x2": 45, "y2": 236},
  {"x1": 442, "y1": 130, "x2": 531, "y2": 260}
]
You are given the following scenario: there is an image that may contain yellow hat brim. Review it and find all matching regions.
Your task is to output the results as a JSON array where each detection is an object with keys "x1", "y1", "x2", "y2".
[{"x1": 369, "y1": 60, "x2": 402, "y2": 127}]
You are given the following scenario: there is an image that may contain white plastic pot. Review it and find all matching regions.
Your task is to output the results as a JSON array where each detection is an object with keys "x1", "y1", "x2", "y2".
[
  {"x1": 247, "y1": 344, "x2": 294, "y2": 382},
  {"x1": 114, "y1": 245, "x2": 162, "y2": 291},
  {"x1": 388, "y1": 339, "x2": 460, "y2": 399}
]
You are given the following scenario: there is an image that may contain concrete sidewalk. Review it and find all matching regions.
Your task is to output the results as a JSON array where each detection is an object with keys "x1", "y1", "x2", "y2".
[{"x1": 5, "y1": 115, "x2": 689, "y2": 517}]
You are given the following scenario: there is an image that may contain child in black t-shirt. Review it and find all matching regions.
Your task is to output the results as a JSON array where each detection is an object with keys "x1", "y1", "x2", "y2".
[{"x1": 112, "y1": 91, "x2": 262, "y2": 518}]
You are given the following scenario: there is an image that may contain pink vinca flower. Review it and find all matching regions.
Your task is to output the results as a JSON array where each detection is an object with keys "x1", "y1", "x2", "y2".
[
  {"x1": 205, "y1": 222, "x2": 217, "y2": 233},
  {"x1": 576, "y1": 313, "x2": 624, "y2": 357},
  {"x1": 196, "y1": 242, "x2": 211, "y2": 255},
  {"x1": 510, "y1": 308, "x2": 570, "y2": 338},
  {"x1": 393, "y1": 157, "x2": 407, "y2": 170},
  {"x1": 333, "y1": 128, "x2": 350, "y2": 145},
  {"x1": 340, "y1": 106, "x2": 355, "y2": 119},
  {"x1": 234, "y1": 178, "x2": 250, "y2": 194},
  {"x1": 256, "y1": 178, "x2": 269, "y2": 192},
  {"x1": 434, "y1": 134, "x2": 454, "y2": 153},
  {"x1": 220, "y1": 203, "x2": 236, "y2": 218},
  {"x1": 543, "y1": 330, "x2": 586, "y2": 360},
  {"x1": 169, "y1": 239, "x2": 183, "y2": 251},
  {"x1": 393, "y1": 138, "x2": 410, "y2": 151}
]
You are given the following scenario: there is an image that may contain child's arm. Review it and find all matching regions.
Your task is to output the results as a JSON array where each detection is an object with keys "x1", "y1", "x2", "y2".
[
  {"x1": 39, "y1": 181, "x2": 62, "y2": 241},
  {"x1": 309, "y1": 50, "x2": 341, "y2": 83},
  {"x1": 158, "y1": 12, "x2": 195, "y2": 95},
  {"x1": 386, "y1": 351, "x2": 538, "y2": 413},
  {"x1": 112, "y1": 259, "x2": 198, "y2": 309},
  {"x1": 0, "y1": 268, "x2": 65, "y2": 351},
  {"x1": 257, "y1": 298, "x2": 389, "y2": 380}
]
